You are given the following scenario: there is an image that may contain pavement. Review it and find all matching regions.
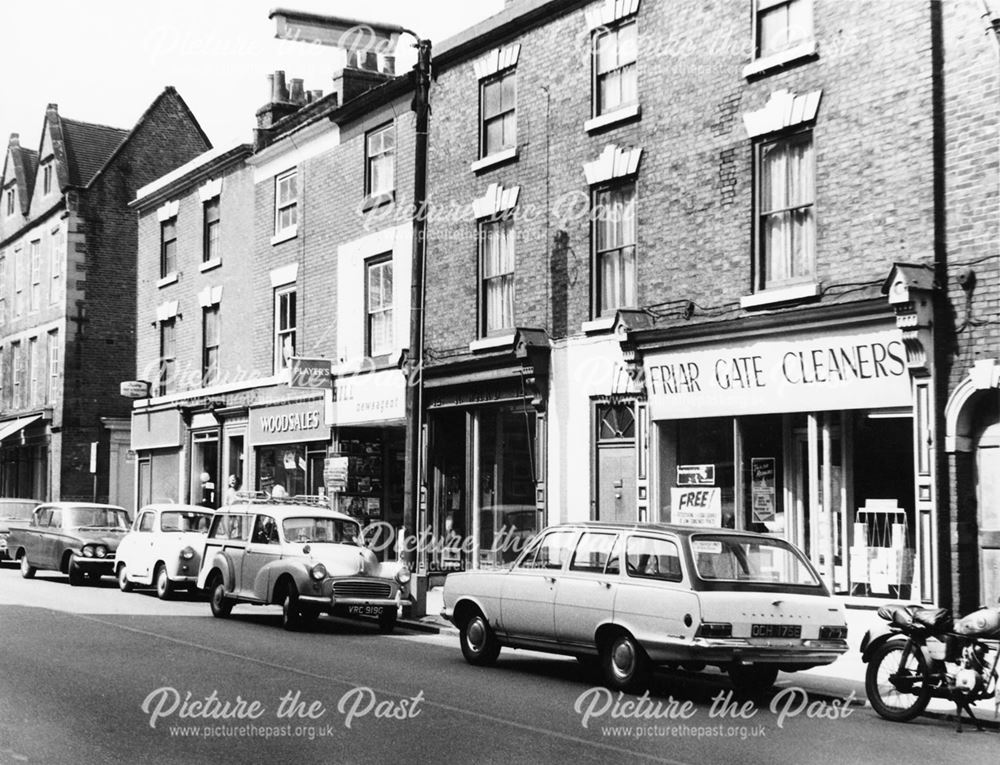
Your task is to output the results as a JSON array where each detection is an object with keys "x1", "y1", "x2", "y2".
[{"x1": 401, "y1": 588, "x2": 1000, "y2": 730}]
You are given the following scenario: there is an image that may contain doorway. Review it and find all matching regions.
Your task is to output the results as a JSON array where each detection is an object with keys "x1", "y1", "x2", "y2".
[
  {"x1": 976, "y1": 421, "x2": 1000, "y2": 607},
  {"x1": 594, "y1": 402, "x2": 637, "y2": 522}
]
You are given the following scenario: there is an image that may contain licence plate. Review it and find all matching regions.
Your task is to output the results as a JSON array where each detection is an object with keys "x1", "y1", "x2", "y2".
[
  {"x1": 751, "y1": 624, "x2": 801, "y2": 638},
  {"x1": 347, "y1": 605, "x2": 384, "y2": 617}
]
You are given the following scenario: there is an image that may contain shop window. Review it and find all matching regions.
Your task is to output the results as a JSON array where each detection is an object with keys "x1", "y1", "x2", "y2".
[
  {"x1": 481, "y1": 70, "x2": 516, "y2": 158},
  {"x1": 480, "y1": 217, "x2": 515, "y2": 335},
  {"x1": 754, "y1": 0, "x2": 812, "y2": 60},
  {"x1": 158, "y1": 318, "x2": 175, "y2": 396},
  {"x1": 365, "y1": 123, "x2": 395, "y2": 197},
  {"x1": 594, "y1": 181, "x2": 636, "y2": 316},
  {"x1": 756, "y1": 130, "x2": 814, "y2": 290},
  {"x1": 593, "y1": 18, "x2": 637, "y2": 117},
  {"x1": 191, "y1": 431, "x2": 219, "y2": 508},
  {"x1": 256, "y1": 444, "x2": 321, "y2": 498},
  {"x1": 203, "y1": 197, "x2": 220, "y2": 263},
  {"x1": 274, "y1": 286, "x2": 296, "y2": 372},
  {"x1": 274, "y1": 168, "x2": 298, "y2": 237},
  {"x1": 366, "y1": 256, "x2": 393, "y2": 357},
  {"x1": 202, "y1": 305, "x2": 220, "y2": 386},
  {"x1": 160, "y1": 218, "x2": 177, "y2": 278}
]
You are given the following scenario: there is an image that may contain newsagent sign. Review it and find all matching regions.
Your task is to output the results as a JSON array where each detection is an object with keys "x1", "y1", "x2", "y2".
[{"x1": 643, "y1": 325, "x2": 912, "y2": 420}]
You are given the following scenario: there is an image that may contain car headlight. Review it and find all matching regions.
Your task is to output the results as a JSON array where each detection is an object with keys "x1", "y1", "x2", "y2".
[
  {"x1": 82, "y1": 545, "x2": 94, "y2": 558},
  {"x1": 94, "y1": 545, "x2": 108, "y2": 559},
  {"x1": 395, "y1": 566, "x2": 411, "y2": 585},
  {"x1": 310, "y1": 563, "x2": 327, "y2": 581},
  {"x1": 180, "y1": 546, "x2": 195, "y2": 560}
]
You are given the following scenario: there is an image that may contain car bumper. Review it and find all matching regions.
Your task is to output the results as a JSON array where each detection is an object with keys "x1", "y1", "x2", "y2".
[
  {"x1": 71, "y1": 555, "x2": 116, "y2": 574},
  {"x1": 643, "y1": 637, "x2": 849, "y2": 666}
]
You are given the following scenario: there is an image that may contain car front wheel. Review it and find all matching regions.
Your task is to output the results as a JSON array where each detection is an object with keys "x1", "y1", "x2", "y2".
[
  {"x1": 117, "y1": 565, "x2": 134, "y2": 592},
  {"x1": 459, "y1": 611, "x2": 501, "y2": 666},
  {"x1": 19, "y1": 553, "x2": 35, "y2": 579},
  {"x1": 601, "y1": 632, "x2": 650, "y2": 694},
  {"x1": 155, "y1": 565, "x2": 173, "y2": 600},
  {"x1": 67, "y1": 560, "x2": 84, "y2": 587},
  {"x1": 209, "y1": 576, "x2": 234, "y2": 618},
  {"x1": 378, "y1": 609, "x2": 397, "y2": 634},
  {"x1": 281, "y1": 584, "x2": 306, "y2": 631}
]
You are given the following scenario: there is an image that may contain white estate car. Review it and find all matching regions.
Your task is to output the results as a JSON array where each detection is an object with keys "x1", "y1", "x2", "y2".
[
  {"x1": 115, "y1": 504, "x2": 213, "y2": 598},
  {"x1": 196, "y1": 496, "x2": 411, "y2": 632},
  {"x1": 442, "y1": 522, "x2": 849, "y2": 694}
]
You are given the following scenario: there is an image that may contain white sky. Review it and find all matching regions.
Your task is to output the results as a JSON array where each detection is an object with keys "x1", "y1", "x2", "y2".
[{"x1": 1, "y1": 0, "x2": 505, "y2": 151}]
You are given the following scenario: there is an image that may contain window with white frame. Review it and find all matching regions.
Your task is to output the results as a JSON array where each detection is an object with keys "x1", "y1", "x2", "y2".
[
  {"x1": 593, "y1": 19, "x2": 637, "y2": 117},
  {"x1": 274, "y1": 286, "x2": 296, "y2": 372},
  {"x1": 4, "y1": 188, "x2": 14, "y2": 216},
  {"x1": 11, "y1": 341, "x2": 21, "y2": 408},
  {"x1": 29, "y1": 240, "x2": 40, "y2": 313},
  {"x1": 28, "y1": 336, "x2": 38, "y2": 407},
  {"x1": 481, "y1": 70, "x2": 516, "y2": 158},
  {"x1": 594, "y1": 182, "x2": 637, "y2": 316},
  {"x1": 274, "y1": 169, "x2": 298, "y2": 236},
  {"x1": 49, "y1": 227, "x2": 62, "y2": 305},
  {"x1": 756, "y1": 130, "x2": 814, "y2": 288},
  {"x1": 366, "y1": 124, "x2": 395, "y2": 197},
  {"x1": 754, "y1": 0, "x2": 812, "y2": 60},
  {"x1": 43, "y1": 163, "x2": 53, "y2": 196},
  {"x1": 13, "y1": 246, "x2": 24, "y2": 317},
  {"x1": 161, "y1": 217, "x2": 177, "y2": 277},
  {"x1": 48, "y1": 330, "x2": 59, "y2": 403},
  {"x1": 480, "y1": 217, "x2": 515, "y2": 335},
  {"x1": 159, "y1": 318, "x2": 175, "y2": 396},
  {"x1": 203, "y1": 197, "x2": 220, "y2": 263},
  {"x1": 365, "y1": 256, "x2": 393, "y2": 357},
  {"x1": 202, "y1": 305, "x2": 220, "y2": 385}
]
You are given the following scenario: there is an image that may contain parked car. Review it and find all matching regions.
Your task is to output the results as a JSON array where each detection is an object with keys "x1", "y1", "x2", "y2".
[
  {"x1": 0, "y1": 498, "x2": 42, "y2": 563},
  {"x1": 196, "y1": 496, "x2": 411, "y2": 632},
  {"x1": 9, "y1": 503, "x2": 131, "y2": 585},
  {"x1": 115, "y1": 504, "x2": 213, "y2": 599},
  {"x1": 442, "y1": 522, "x2": 849, "y2": 693}
]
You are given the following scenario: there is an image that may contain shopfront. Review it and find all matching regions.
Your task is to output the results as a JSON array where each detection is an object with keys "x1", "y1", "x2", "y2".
[
  {"x1": 0, "y1": 415, "x2": 49, "y2": 499},
  {"x1": 641, "y1": 318, "x2": 932, "y2": 602},
  {"x1": 248, "y1": 396, "x2": 331, "y2": 498},
  {"x1": 132, "y1": 407, "x2": 185, "y2": 507}
]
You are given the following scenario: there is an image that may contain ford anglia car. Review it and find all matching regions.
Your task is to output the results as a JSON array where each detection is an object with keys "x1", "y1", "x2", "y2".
[
  {"x1": 9, "y1": 503, "x2": 131, "y2": 585},
  {"x1": 196, "y1": 496, "x2": 411, "y2": 632},
  {"x1": 114, "y1": 504, "x2": 213, "y2": 598},
  {"x1": 442, "y1": 522, "x2": 849, "y2": 693}
]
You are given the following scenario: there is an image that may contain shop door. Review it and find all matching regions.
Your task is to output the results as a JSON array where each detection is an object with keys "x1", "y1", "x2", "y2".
[
  {"x1": 976, "y1": 424, "x2": 1000, "y2": 607},
  {"x1": 596, "y1": 447, "x2": 635, "y2": 522}
]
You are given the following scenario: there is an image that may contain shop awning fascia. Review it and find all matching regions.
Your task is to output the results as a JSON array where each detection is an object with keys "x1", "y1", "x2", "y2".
[{"x1": 0, "y1": 415, "x2": 43, "y2": 443}]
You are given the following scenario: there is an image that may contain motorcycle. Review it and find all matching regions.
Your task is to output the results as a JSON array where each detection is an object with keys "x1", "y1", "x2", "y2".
[{"x1": 860, "y1": 604, "x2": 1000, "y2": 731}]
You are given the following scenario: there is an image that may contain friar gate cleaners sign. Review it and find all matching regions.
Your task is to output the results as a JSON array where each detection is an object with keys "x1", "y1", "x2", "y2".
[{"x1": 643, "y1": 325, "x2": 911, "y2": 420}]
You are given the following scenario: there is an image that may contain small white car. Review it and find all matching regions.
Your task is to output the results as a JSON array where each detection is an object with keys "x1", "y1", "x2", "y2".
[
  {"x1": 442, "y1": 522, "x2": 849, "y2": 693},
  {"x1": 114, "y1": 504, "x2": 213, "y2": 599}
]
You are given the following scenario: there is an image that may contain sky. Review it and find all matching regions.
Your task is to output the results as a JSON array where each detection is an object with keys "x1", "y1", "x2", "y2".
[{"x1": 0, "y1": 0, "x2": 505, "y2": 151}]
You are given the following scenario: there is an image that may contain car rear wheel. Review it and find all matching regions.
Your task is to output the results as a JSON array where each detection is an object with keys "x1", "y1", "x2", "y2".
[
  {"x1": 460, "y1": 611, "x2": 501, "y2": 666},
  {"x1": 155, "y1": 564, "x2": 173, "y2": 600},
  {"x1": 19, "y1": 552, "x2": 35, "y2": 579},
  {"x1": 67, "y1": 560, "x2": 84, "y2": 587},
  {"x1": 601, "y1": 632, "x2": 650, "y2": 694},
  {"x1": 117, "y1": 565, "x2": 134, "y2": 593},
  {"x1": 281, "y1": 584, "x2": 306, "y2": 631},
  {"x1": 209, "y1": 575, "x2": 234, "y2": 618},
  {"x1": 728, "y1": 664, "x2": 779, "y2": 694}
]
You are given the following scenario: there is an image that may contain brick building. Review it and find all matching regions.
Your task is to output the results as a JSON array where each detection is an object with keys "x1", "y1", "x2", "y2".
[
  {"x1": 0, "y1": 89, "x2": 210, "y2": 511},
  {"x1": 415, "y1": 0, "x2": 1000, "y2": 611},
  {"x1": 129, "y1": 54, "x2": 416, "y2": 538}
]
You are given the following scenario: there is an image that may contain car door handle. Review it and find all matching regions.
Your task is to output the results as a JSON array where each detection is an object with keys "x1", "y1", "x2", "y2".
[
  {"x1": 599, "y1": 581, "x2": 611, "y2": 589},
  {"x1": 544, "y1": 576, "x2": 556, "y2": 584}
]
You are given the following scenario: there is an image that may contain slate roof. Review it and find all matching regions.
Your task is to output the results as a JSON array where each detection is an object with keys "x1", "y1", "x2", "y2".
[
  {"x1": 7, "y1": 144, "x2": 38, "y2": 213},
  {"x1": 59, "y1": 118, "x2": 129, "y2": 188}
]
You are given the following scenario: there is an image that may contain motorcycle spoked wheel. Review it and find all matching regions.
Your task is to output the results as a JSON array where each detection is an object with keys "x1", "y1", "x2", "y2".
[{"x1": 865, "y1": 639, "x2": 932, "y2": 722}]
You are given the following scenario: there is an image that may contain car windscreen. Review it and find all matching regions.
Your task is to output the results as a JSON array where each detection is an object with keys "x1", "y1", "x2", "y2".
[
  {"x1": 282, "y1": 517, "x2": 362, "y2": 545},
  {"x1": 65, "y1": 507, "x2": 130, "y2": 530},
  {"x1": 690, "y1": 534, "x2": 820, "y2": 586},
  {"x1": 160, "y1": 511, "x2": 212, "y2": 532}
]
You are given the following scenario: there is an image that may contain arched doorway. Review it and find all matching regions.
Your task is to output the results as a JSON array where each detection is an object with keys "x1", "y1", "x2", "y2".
[{"x1": 974, "y1": 397, "x2": 1000, "y2": 608}]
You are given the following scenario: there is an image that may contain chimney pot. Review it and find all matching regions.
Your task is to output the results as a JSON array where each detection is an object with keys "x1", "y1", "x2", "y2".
[
  {"x1": 274, "y1": 70, "x2": 288, "y2": 102},
  {"x1": 310, "y1": 89, "x2": 324, "y2": 101},
  {"x1": 289, "y1": 78, "x2": 306, "y2": 105},
  {"x1": 266, "y1": 73, "x2": 275, "y2": 102}
]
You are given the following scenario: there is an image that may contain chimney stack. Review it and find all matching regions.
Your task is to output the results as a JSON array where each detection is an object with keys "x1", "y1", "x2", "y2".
[{"x1": 256, "y1": 70, "x2": 301, "y2": 130}]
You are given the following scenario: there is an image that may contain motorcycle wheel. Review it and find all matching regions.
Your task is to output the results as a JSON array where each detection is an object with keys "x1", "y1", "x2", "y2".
[{"x1": 865, "y1": 639, "x2": 931, "y2": 722}]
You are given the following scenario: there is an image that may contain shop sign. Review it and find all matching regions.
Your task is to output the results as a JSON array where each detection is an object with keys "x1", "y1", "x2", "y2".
[
  {"x1": 289, "y1": 357, "x2": 333, "y2": 390},
  {"x1": 644, "y1": 326, "x2": 911, "y2": 420},
  {"x1": 131, "y1": 408, "x2": 184, "y2": 451},
  {"x1": 325, "y1": 456, "x2": 349, "y2": 493},
  {"x1": 330, "y1": 370, "x2": 405, "y2": 425},
  {"x1": 250, "y1": 399, "x2": 330, "y2": 445},
  {"x1": 677, "y1": 464, "x2": 715, "y2": 486},
  {"x1": 751, "y1": 458, "x2": 776, "y2": 523},
  {"x1": 670, "y1": 487, "x2": 722, "y2": 527},
  {"x1": 120, "y1": 380, "x2": 151, "y2": 399}
]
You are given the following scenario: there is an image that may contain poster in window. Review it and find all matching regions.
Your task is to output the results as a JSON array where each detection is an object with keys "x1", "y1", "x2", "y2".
[
  {"x1": 670, "y1": 487, "x2": 721, "y2": 527},
  {"x1": 750, "y1": 457, "x2": 775, "y2": 524}
]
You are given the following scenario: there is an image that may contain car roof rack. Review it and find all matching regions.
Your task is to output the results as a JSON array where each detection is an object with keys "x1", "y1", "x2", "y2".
[{"x1": 228, "y1": 492, "x2": 334, "y2": 509}]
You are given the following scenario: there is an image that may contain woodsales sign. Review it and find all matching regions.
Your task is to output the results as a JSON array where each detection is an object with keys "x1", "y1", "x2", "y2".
[
  {"x1": 250, "y1": 400, "x2": 330, "y2": 445},
  {"x1": 643, "y1": 326, "x2": 911, "y2": 420}
]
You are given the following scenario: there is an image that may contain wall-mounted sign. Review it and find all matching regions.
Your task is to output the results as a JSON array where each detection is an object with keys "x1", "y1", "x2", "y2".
[
  {"x1": 289, "y1": 357, "x2": 333, "y2": 390},
  {"x1": 644, "y1": 326, "x2": 911, "y2": 420},
  {"x1": 249, "y1": 399, "x2": 330, "y2": 445},
  {"x1": 751, "y1": 457, "x2": 776, "y2": 523},
  {"x1": 331, "y1": 369, "x2": 405, "y2": 424},
  {"x1": 677, "y1": 464, "x2": 715, "y2": 486},
  {"x1": 325, "y1": 456, "x2": 349, "y2": 494},
  {"x1": 120, "y1": 380, "x2": 151, "y2": 399},
  {"x1": 670, "y1": 487, "x2": 722, "y2": 527}
]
